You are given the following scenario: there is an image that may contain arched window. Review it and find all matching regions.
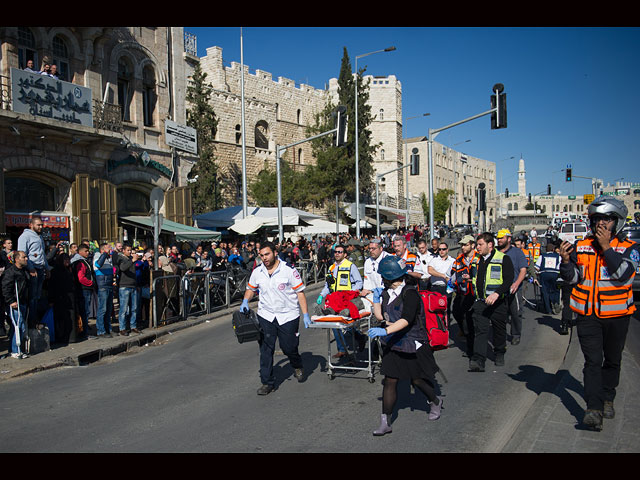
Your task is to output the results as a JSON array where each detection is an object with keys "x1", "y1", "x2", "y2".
[
  {"x1": 275, "y1": 103, "x2": 280, "y2": 121},
  {"x1": 117, "y1": 57, "x2": 133, "y2": 122},
  {"x1": 297, "y1": 148, "x2": 303, "y2": 165},
  {"x1": 507, "y1": 203, "x2": 512, "y2": 211},
  {"x1": 380, "y1": 149, "x2": 385, "y2": 161},
  {"x1": 379, "y1": 108, "x2": 384, "y2": 120},
  {"x1": 52, "y1": 35, "x2": 70, "y2": 81},
  {"x1": 142, "y1": 65, "x2": 156, "y2": 127},
  {"x1": 235, "y1": 124, "x2": 241, "y2": 144},
  {"x1": 513, "y1": 203, "x2": 518, "y2": 211},
  {"x1": 297, "y1": 109, "x2": 301, "y2": 124},
  {"x1": 18, "y1": 27, "x2": 38, "y2": 70},
  {"x1": 634, "y1": 200, "x2": 640, "y2": 210},
  {"x1": 255, "y1": 120, "x2": 269, "y2": 149},
  {"x1": 4, "y1": 177, "x2": 54, "y2": 212}
]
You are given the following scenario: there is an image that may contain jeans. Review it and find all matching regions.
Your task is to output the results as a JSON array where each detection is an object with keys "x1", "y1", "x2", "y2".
[
  {"x1": 118, "y1": 287, "x2": 139, "y2": 332},
  {"x1": 77, "y1": 289, "x2": 94, "y2": 336},
  {"x1": 7, "y1": 305, "x2": 27, "y2": 354},
  {"x1": 577, "y1": 314, "x2": 630, "y2": 411},
  {"x1": 96, "y1": 287, "x2": 113, "y2": 335},
  {"x1": 257, "y1": 315, "x2": 303, "y2": 387},
  {"x1": 471, "y1": 298, "x2": 508, "y2": 366},
  {"x1": 539, "y1": 272, "x2": 560, "y2": 314}
]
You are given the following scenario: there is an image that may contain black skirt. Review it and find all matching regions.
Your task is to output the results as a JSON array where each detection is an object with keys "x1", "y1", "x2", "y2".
[{"x1": 380, "y1": 344, "x2": 439, "y2": 380}]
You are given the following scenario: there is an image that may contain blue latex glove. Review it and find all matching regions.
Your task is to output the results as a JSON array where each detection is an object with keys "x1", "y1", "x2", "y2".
[
  {"x1": 240, "y1": 299, "x2": 249, "y2": 313},
  {"x1": 303, "y1": 313, "x2": 311, "y2": 328},
  {"x1": 368, "y1": 327, "x2": 387, "y2": 338},
  {"x1": 372, "y1": 287, "x2": 385, "y2": 304},
  {"x1": 316, "y1": 295, "x2": 324, "y2": 305}
]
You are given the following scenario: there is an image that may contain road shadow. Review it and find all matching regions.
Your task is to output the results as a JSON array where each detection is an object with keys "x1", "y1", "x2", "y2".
[
  {"x1": 507, "y1": 364, "x2": 590, "y2": 429},
  {"x1": 272, "y1": 351, "x2": 327, "y2": 387},
  {"x1": 537, "y1": 314, "x2": 566, "y2": 335}
]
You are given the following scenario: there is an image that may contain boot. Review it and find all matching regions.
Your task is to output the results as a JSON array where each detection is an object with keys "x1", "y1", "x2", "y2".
[
  {"x1": 373, "y1": 414, "x2": 392, "y2": 436},
  {"x1": 583, "y1": 409, "x2": 603, "y2": 431},
  {"x1": 428, "y1": 396, "x2": 443, "y2": 421},
  {"x1": 603, "y1": 401, "x2": 615, "y2": 419}
]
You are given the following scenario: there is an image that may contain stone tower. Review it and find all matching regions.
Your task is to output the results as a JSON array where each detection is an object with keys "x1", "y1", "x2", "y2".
[{"x1": 518, "y1": 156, "x2": 526, "y2": 197}]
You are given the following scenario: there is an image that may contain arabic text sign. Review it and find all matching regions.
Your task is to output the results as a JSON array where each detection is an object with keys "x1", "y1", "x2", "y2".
[
  {"x1": 11, "y1": 68, "x2": 93, "y2": 127},
  {"x1": 165, "y1": 119, "x2": 198, "y2": 154}
]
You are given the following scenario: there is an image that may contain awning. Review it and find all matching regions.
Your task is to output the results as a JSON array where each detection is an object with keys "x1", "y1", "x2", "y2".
[{"x1": 120, "y1": 216, "x2": 221, "y2": 242}]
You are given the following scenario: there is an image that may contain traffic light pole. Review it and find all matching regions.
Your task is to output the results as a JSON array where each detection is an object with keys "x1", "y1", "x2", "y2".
[{"x1": 427, "y1": 107, "x2": 497, "y2": 239}]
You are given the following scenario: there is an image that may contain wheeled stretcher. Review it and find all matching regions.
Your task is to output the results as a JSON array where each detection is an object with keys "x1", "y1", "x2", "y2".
[{"x1": 309, "y1": 310, "x2": 380, "y2": 382}]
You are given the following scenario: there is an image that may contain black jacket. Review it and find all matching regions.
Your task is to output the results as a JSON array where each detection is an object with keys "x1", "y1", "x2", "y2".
[
  {"x1": 476, "y1": 249, "x2": 514, "y2": 300},
  {"x1": 115, "y1": 253, "x2": 137, "y2": 288},
  {"x1": 1, "y1": 264, "x2": 29, "y2": 306}
]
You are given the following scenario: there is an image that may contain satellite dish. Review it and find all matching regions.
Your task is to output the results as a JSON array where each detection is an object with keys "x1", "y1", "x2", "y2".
[{"x1": 150, "y1": 187, "x2": 164, "y2": 211}]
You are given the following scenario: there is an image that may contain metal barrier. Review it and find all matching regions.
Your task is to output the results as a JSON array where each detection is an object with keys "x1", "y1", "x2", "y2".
[{"x1": 149, "y1": 258, "x2": 330, "y2": 328}]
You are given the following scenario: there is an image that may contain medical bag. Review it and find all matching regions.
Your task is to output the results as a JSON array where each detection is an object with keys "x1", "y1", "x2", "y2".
[{"x1": 232, "y1": 309, "x2": 263, "y2": 344}]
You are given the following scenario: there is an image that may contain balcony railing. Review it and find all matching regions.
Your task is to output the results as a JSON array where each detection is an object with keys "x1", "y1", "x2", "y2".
[{"x1": 1, "y1": 73, "x2": 122, "y2": 133}]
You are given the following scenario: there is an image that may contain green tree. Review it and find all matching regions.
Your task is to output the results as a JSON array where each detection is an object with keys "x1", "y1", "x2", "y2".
[
  {"x1": 306, "y1": 47, "x2": 379, "y2": 204},
  {"x1": 185, "y1": 63, "x2": 221, "y2": 214},
  {"x1": 249, "y1": 156, "x2": 312, "y2": 209},
  {"x1": 421, "y1": 189, "x2": 454, "y2": 223}
]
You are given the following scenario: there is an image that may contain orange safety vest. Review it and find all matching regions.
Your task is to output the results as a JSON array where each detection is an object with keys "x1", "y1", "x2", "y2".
[
  {"x1": 521, "y1": 246, "x2": 533, "y2": 267},
  {"x1": 569, "y1": 237, "x2": 637, "y2": 318},
  {"x1": 526, "y1": 242, "x2": 541, "y2": 262}
]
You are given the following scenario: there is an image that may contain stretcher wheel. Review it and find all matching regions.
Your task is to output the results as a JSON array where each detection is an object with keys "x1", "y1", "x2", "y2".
[{"x1": 368, "y1": 377, "x2": 375, "y2": 383}]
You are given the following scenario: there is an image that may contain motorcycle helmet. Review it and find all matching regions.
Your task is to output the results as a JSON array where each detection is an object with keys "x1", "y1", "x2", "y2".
[{"x1": 587, "y1": 196, "x2": 628, "y2": 235}]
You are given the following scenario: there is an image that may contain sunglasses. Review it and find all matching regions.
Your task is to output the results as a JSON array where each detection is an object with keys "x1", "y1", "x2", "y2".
[
  {"x1": 335, "y1": 250, "x2": 345, "y2": 254},
  {"x1": 438, "y1": 247, "x2": 448, "y2": 251}
]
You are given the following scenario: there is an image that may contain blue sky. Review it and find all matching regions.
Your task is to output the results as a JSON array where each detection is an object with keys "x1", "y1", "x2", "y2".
[{"x1": 185, "y1": 26, "x2": 640, "y2": 197}]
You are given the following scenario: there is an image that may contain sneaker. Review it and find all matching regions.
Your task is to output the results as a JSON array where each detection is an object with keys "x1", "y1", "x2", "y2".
[
  {"x1": 119, "y1": 331, "x2": 129, "y2": 336},
  {"x1": 511, "y1": 336, "x2": 520, "y2": 345},
  {"x1": 257, "y1": 384, "x2": 275, "y2": 395},
  {"x1": 294, "y1": 368, "x2": 305, "y2": 383},
  {"x1": 603, "y1": 401, "x2": 615, "y2": 419},
  {"x1": 10, "y1": 352, "x2": 20, "y2": 359},
  {"x1": 428, "y1": 396, "x2": 443, "y2": 421},
  {"x1": 583, "y1": 409, "x2": 603, "y2": 431},
  {"x1": 495, "y1": 353, "x2": 505, "y2": 366}
]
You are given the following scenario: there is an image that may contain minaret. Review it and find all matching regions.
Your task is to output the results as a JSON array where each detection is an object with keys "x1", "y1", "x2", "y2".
[{"x1": 518, "y1": 156, "x2": 526, "y2": 197}]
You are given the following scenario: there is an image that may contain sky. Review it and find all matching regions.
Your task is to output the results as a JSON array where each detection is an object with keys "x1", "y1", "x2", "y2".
[{"x1": 185, "y1": 26, "x2": 640, "y2": 197}]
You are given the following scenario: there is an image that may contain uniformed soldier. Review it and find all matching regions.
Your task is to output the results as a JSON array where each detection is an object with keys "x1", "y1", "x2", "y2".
[
  {"x1": 346, "y1": 238, "x2": 365, "y2": 275},
  {"x1": 560, "y1": 196, "x2": 639, "y2": 431}
]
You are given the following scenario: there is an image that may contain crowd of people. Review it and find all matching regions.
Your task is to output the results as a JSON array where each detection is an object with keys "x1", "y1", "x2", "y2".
[{"x1": 23, "y1": 59, "x2": 61, "y2": 78}]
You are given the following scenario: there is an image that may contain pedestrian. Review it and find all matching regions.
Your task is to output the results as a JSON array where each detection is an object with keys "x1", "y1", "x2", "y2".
[
  {"x1": 361, "y1": 238, "x2": 389, "y2": 305},
  {"x1": 468, "y1": 232, "x2": 514, "y2": 372},
  {"x1": 497, "y1": 229, "x2": 529, "y2": 345},
  {"x1": 1, "y1": 251, "x2": 30, "y2": 358},
  {"x1": 317, "y1": 243, "x2": 366, "y2": 358},
  {"x1": 240, "y1": 242, "x2": 309, "y2": 395},
  {"x1": 392, "y1": 236, "x2": 423, "y2": 284},
  {"x1": 47, "y1": 253, "x2": 75, "y2": 344},
  {"x1": 415, "y1": 238, "x2": 435, "y2": 291},
  {"x1": 93, "y1": 243, "x2": 114, "y2": 337},
  {"x1": 70, "y1": 244, "x2": 96, "y2": 340},
  {"x1": 115, "y1": 243, "x2": 140, "y2": 336},
  {"x1": 0, "y1": 237, "x2": 12, "y2": 335},
  {"x1": 367, "y1": 255, "x2": 443, "y2": 436},
  {"x1": 17, "y1": 216, "x2": 51, "y2": 328},
  {"x1": 559, "y1": 196, "x2": 639, "y2": 431},
  {"x1": 24, "y1": 59, "x2": 39, "y2": 73},
  {"x1": 451, "y1": 235, "x2": 479, "y2": 356},
  {"x1": 427, "y1": 241, "x2": 455, "y2": 321},
  {"x1": 535, "y1": 242, "x2": 562, "y2": 316}
]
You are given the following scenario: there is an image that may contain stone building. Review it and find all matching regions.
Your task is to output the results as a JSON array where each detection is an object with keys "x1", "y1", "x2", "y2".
[{"x1": 0, "y1": 26, "x2": 197, "y2": 245}]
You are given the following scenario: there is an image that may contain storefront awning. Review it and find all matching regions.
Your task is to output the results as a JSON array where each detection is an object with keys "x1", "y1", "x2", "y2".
[{"x1": 120, "y1": 216, "x2": 221, "y2": 242}]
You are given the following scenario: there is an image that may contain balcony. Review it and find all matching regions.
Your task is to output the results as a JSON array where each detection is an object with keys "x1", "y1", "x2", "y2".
[{"x1": 1, "y1": 72, "x2": 122, "y2": 134}]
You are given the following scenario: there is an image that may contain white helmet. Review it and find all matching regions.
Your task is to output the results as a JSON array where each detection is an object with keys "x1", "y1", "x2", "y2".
[{"x1": 587, "y1": 196, "x2": 628, "y2": 235}]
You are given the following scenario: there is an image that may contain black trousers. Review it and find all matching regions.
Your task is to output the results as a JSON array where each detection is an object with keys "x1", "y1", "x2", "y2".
[
  {"x1": 576, "y1": 313, "x2": 630, "y2": 411},
  {"x1": 452, "y1": 293, "x2": 475, "y2": 355},
  {"x1": 471, "y1": 298, "x2": 508, "y2": 366}
]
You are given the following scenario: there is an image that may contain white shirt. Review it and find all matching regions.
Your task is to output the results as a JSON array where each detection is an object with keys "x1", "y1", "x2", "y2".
[
  {"x1": 386, "y1": 280, "x2": 406, "y2": 304},
  {"x1": 428, "y1": 255, "x2": 455, "y2": 286},
  {"x1": 363, "y1": 251, "x2": 389, "y2": 291},
  {"x1": 247, "y1": 259, "x2": 305, "y2": 325},
  {"x1": 416, "y1": 251, "x2": 434, "y2": 279}
]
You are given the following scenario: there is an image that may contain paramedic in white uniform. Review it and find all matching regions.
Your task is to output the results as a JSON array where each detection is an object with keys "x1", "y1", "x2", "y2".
[
  {"x1": 241, "y1": 241, "x2": 310, "y2": 395},
  {"x1": 360, "y1": 238, "x2": 390, "y2": 311}
]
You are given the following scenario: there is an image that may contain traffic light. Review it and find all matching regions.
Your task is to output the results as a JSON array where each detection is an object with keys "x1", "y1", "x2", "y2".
[
  {"x1": 566, "y1": 167, "x2": 572, "y2": 182},
  {"x1": 334, "y1": 105, "x2": 347, "y2": 147},
  {"x1": 505, "y1": 188, "x2": 509, "y2": 198},
  {"x1": 491, "y1": 83, "x2": 507, "y2": 129},
  {"x1": 547, "y1": 184, "x2": 551, "y2": 195}
]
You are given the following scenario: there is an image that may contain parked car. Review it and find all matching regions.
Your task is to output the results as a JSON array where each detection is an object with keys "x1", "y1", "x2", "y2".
[{"x1": 558, "y1": 221, "x2": 590, "y2": 245}]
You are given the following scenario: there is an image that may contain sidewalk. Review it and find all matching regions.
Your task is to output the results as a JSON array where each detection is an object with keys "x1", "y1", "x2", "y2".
[{"x1": 503, "y1": 324, "x2": 640, "y2": 452}]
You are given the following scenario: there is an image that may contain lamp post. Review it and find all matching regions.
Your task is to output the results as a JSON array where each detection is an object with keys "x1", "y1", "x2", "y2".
[
  {"x1": 403, "y1": 113, "x2": 430, "y2": 229},
  {"x1": 355, "y1": 46, "x2": 396, "y2": 238}
]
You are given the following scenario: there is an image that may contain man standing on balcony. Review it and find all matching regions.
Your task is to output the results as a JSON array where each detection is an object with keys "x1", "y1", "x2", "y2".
[{"x1": 24, "y1": 59, "x2": 39, "y2": 73}]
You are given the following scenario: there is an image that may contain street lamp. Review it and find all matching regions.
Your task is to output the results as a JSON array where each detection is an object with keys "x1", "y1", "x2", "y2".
[
  {"x1": 355, "y1": 46, "x2": 396, "y2": 238},
  {"x1": 403, "y1": 113, "x2": 430, "y2": 229}
]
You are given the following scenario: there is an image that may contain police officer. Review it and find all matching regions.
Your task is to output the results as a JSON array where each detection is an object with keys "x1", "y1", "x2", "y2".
[
  {"x1": 468, "y1": 232, "x2": 514, "y2": 372},
  {"x1": 346, "y1": 238, "x2": 365, "y2": 275},
  {"x1": 317, "y1": 244, "x2": 365, "y2": 358},
  {"x1": 535, "y1": 242, "x2": 562, "y2": 316},
  {"x1": 559, "y1": 196, "x2": 639, "y2": 431}
]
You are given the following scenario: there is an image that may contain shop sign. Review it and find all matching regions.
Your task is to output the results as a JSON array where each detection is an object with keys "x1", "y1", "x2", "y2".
[
  {"x1": 165, "y1": 120, "x2": 198, "y2": 154},
  {"x1": 5, "y1": 213, "x2": 69, "y2": 229},
  {"x1": 11, "y1": 68, "x2": 93, "y2": 127}
]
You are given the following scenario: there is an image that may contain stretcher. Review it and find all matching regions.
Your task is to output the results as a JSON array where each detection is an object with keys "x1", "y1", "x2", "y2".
[{"x1": 309, "y1": 310, "x2": 380, "y2": 382}]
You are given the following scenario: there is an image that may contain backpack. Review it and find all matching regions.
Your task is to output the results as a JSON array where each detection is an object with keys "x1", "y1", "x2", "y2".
[{"x1": 417, "y1": 290, "x2": 450, "y2": 350}]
